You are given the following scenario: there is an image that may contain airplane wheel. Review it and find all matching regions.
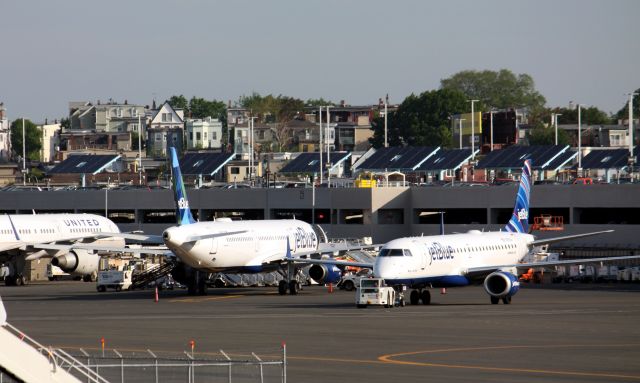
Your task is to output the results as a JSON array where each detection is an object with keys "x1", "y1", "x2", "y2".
[
  {"x1": 490, "y1": 296, "x2": 500, "y2": 304},
  {"x1": 97, "y1": 285, "x2": 106, "y2": 292},
  {"x1": 15, "y1": 275, "x2": 25, "y2": 286},
  {"x1": 343, "y1": 280, "x2": 355, "y2": 291},
  {"x1": 502, "y1": 296, "x2": 512, "y2": 304},
  {"x1": 420, "y1": 290, "x2": 431, "y2": 305},
  {"x1": 399, "y1": 297, "x2": 406, "y2": 307},
  {"x1": 288, "y1": 280, "x2": 298, "y2": 295},
  {"x1": 410, "y1": 290, "x2": 420, "y2": 305},
  {"x1": 278, "y1": 280, "x2": 288, "y2": 295}
]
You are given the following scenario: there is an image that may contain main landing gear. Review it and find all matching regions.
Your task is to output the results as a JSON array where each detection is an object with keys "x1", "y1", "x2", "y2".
[
  {"x1": 490, "y1": 295, "x2": 512, "y2": 304},
  {"x1": 409, "y1": 289, "x2": 431, "y2": 305},
  {"x1": 278, "y1": 263, "x2": 302, "y2": 295}
]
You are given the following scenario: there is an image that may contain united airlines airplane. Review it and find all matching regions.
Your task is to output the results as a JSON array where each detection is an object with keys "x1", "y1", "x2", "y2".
[
  {"x1": 0, "y1": 213, "x2": 124, "y2": 285},
  {"x1": 161, "y1": 147, "x2": 368, "y2": 295},
  {"x1": 369, "y1": 160, "x2": 640, "y2": 305}
]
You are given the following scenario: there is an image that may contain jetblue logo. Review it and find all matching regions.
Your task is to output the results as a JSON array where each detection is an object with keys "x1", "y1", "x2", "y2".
[
  {"x1": 428, "y1": 242, "x2": 454, "y2": 265},
  {"x1": 517, "y1": 208, "x2": 528, "y2": 221},
  {"x1": 178, "y1": 197, "x2": 189, "y2": 209},
  {"x1": 293, "y1": 227, "x2": 317, "y2": 251}
]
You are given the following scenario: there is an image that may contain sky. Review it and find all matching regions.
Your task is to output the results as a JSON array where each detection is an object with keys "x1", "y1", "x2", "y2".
[{"x1": 2, "y1": 0, "x2": 639, "y2": 123}]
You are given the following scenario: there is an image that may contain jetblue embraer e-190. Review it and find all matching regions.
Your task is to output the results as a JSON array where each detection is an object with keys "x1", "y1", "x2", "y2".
[
  {"x1": 161, "y1": 147, "x2": 371, "y2": 295},
  {"x1": 363, "y1": 160, "x2": 640, "y2": 305}
]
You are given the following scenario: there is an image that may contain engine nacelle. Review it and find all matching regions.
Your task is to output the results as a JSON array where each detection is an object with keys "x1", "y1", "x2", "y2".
[
  {"x1": 51, "y1": 249, "x2": 100, "y2": 276},
  {"x1": 483, "y1": 271, "x2": 520, "y2": 298},
  {"x1": 308, "y1": 264, "x2": 342, "y2": 285}
]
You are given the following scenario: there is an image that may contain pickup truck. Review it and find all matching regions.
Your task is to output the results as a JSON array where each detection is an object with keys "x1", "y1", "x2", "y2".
[{"x1": 356, "y1": 278, "x2": 396, "y2": 308}]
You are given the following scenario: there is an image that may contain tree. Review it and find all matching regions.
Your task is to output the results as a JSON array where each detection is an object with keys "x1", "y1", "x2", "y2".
[
  {"x1": 549, "y1": 106, "x2": 612, "y2": 125},
  {"x1": 440, "y1": 69, "x2": 546, "y2": 112},
  {"x1": 370, "y1": 89, "x2": 468, "y2": 148},
  {"x1": 188, "y1": 97, "x2": 226, "y2": 120},
  {"x1": 614, "y1": 89, "x2": 640, "y2": 121},
  {"x1": 528, "y1": 123, "x2": 571, "y2": 145},
  {"x1": 166, "y1": 95, "x2": 189, "y2": 111},
  {"x1": 10, "y1": 118, "x2": 42, "y2": 161}
]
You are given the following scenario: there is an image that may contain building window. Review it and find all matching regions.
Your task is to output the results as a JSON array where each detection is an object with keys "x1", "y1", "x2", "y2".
[
  {"x1": 196, "y1": 132, "x2": 201, "y2": 141},
  {"x1": 258, "y1": 130, "x2": 265, "y2": 140},
  {"x1": 162, "y1": 113, "x2": 171, "y2": 122},
  {"x1": 189, "y1": 132, "x2": 193, "y2": 141},
  {"x1": 116, "y1": 108, "x2": 123, "y2": 117},
  {"x1": 230, "y1": 167, "x2": 240, "y2": 174},
  {"x1": 212, "y1": 132, "x2": 217, "y2": 140},
  {"x1": 131, "y1": 108, "x2": 138, "y2": 117},
  {"x1": 131, "y1": 123, "x2": 138, "y2": 132},
  {"x1": 156, "y1": 133, "x2": 162, "y2": 141},
  {"x1": 204, "y1": 132, "x2": 207, "y2": 139},
  {"x1": 378, "y1": 209, "x2": 404, "y2": 224}
]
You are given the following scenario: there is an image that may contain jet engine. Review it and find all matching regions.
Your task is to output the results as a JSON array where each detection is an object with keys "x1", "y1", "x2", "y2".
[
  {"x1": 483, "y1": 271, "x2": 520, "y2": 298},
  {"x1": 308, "y1": 264, "x2": 342, "y2": 285},
  {"x1": 51, "y1": 249, "x2": 100, "y2": 276}
]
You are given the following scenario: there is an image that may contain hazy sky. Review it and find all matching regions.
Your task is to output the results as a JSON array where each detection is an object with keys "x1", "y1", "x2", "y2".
[{"x1": 2, "y1": 0, "x2": 639, "y2": 122}]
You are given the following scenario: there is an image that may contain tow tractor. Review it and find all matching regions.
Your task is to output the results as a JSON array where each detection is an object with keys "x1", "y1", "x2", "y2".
[
  {"x1": 356, "y1": 278, "x2": 398, "y2": 308},
  {"x1": 96, "y1": 267, "x2": 133, "y2": 292}
]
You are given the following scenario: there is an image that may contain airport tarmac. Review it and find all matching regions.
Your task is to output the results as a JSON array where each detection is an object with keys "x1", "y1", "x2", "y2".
[{"x1": 1, "y1": 282, "x2": 639, "y2": 382}]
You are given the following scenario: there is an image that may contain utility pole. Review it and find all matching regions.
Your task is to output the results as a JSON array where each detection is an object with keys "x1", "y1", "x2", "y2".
[
  {"x1": 469, "y1": 100, "x2": 479, "y2": 159},
  {"x1": 554, "y1": 113, "x2": 562, "y2": 145},
  {"x1": 326, "y1": 106, "x2": 331, "y2": 188},
  {"x1": 22, "y1": 118, "x2": 26, "y2": 186},
  {"x1": 578, "y1": 104, "x2": 582, "y2": 170},
  {"x1": 384, "y1": 94, "x2": 388, "y2": 148},
  {"x1": 318, "y1": 106, "x2": 323, "y2": 185},
  {"x1": 138, "y1": 114, "x2": 143, "y2": 185}
]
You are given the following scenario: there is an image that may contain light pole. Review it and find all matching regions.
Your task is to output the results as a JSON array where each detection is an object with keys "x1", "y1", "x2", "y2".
[
  {"x1": 578, "y1": 104, "x2": 583, "y2": 170},
  {"x1": 22, "y1": 118, "x2": 26, "y2": 186},
  {"x1": 105, "y1": 176, "x2": 110, "y2": 218},
  {"x1": 318, "y1": 106, "x2": 323, "y2": 185},
  {"x1": 489, "y1": 109, "x2": 497, "y2": 151},
  {"x1": 469, "y1": 100, "x2": 479, "y2": 159},
  {"x1": 384, "y1": 97, "x2": 388, "y2": 148},
  {"x1": 325, "y1": 106, "x2": 332, "y2": 188},
  {"x1": 629, "y1": 92, "x2": 637, "y2": 160},
  {"x1": 138, "y1": 114, "x2": 143, "y2": 185},
  {"x1": 248, "y1": 116, "x2": 257, "y2": 183},
  {"x1": 457, "y1": 118, "x2": 466, "y2": 149},
  {"x1": 554, "y1": 113, "x2": 562, "y2": 145}
]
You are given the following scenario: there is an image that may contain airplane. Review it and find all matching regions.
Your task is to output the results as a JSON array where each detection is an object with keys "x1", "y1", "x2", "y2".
[
  {"x1": 160, "y1": 147, "x2": 372, "y2": 295},
  {"x1": 0, "y1": 213, "x2": 126, "y2": 285},
  {"x1": 362, "y1": 159, "x2": 640, "y2": 305}
]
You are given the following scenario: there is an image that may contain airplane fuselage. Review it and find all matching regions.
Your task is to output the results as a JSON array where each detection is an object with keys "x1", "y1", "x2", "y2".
[
  {"x1": 163, "y1": 219, "x2": 318, "y2": 272},
  {"x1": 374, "y1": 230, "x2": 534, "y2": 288}
]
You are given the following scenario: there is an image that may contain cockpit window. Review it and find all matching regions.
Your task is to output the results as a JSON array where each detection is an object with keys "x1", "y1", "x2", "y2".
[
  {"x1": 403, "y1": 249, "x2": 413, "y2": 257},
  {"x1": 378, "y1": 248, "x2": 406, "y2": 257}
]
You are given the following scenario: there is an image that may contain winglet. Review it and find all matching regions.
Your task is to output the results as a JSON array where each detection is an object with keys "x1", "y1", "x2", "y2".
[
  {"x1": 504, "y1": 159, "x2": 532, "y2": 233},
  {"x1": 170, "y1": 147, "x2": 196, "y2": 226}
]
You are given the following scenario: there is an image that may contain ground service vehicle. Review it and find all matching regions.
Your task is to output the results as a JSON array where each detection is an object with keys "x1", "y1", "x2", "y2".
[
  {"x1": 356, "y1": 278, "x2": 396, "y2": 308},
  {"x1": 96, "y1": 269, "x2": 133, "y2": 292}
]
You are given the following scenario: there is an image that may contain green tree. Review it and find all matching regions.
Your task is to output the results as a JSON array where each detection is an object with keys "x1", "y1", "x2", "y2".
[
  {"x1": 305, "y1": 98, "x2": 335, "y2": 107},
  {"x1": 614, "y1": 89, "x2": 640, "y2": 121},
  {"x1": 10, "y1": 119, "x2": 42, "y2": 161},
  {"x1": 166, "y1": 95, "x2": 189, "y2": 111},
  {"x1": 440, "y1": 69, "x2": 546, "y2": 112},
  {"x1": 549, "y1": 106, "x2": 612, "y2": 125},
  {"x1": 188, "y1": 97, "x2": 226, "y2": 120},
  {"x1": 528, "y1": 123, "x2": 571, "y2": 145},
  {"x1": 370, "y1": 89, "x2": 468, "y2": 148}
]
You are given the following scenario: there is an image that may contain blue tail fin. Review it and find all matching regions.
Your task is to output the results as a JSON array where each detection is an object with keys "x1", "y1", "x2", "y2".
[
  {"x1": 170, "y1": 147, "x2": 196, "y2": 225},
  {"x1": 504, "y1": 159, "x2": 532, "y2": 233}
]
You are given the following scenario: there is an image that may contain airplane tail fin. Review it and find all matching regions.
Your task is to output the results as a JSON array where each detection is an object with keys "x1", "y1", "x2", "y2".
[
  {"x1": 504, "y1": 159, "x2": 532, "y2": 233},
  {"x1": 170, "y1": 147, "x2": 196, "y2": 226}
]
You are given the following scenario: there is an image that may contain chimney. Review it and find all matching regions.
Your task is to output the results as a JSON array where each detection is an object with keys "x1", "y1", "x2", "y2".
[
  {"x1": 152, "y1": 99, "x2": 157, "y2": 110},
  {"x1": 45, "y1": 118, "x2": 48, "y2": 125},
  {"x1": 124, "y1": 99, "x2": 128, "y2": 105},
  {"x1": 340, "y1": 100, "x2": 346, "y2": 107}
]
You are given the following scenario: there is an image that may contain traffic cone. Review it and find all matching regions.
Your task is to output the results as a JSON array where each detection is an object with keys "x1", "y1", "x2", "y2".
[
  {"x1": 154, "y1": 287, "x2": 159, "y2": 302},
  {"x1": 328, "y1": 283, "x2": 333, "y2": 293},
  {"x1": 440, "y1": 288, "x2": 446, "y2": 294}
]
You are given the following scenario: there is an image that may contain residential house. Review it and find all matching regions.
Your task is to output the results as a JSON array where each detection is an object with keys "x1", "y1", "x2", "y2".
[
  {"x1": 38, "y1": 120, "x2": 61, "y2": 163},
  {"x1": 0, "y1": 103, "x2": 10, "y2": 160},
  {"x1": 147, "y1": 102, "x2": 184, "y2": 156},
  {"x1": 185, "y1": 117, "x2": 223, "y2": 150}
]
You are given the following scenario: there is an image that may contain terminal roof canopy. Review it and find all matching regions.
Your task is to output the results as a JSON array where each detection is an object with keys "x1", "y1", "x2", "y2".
[
  {"x1": 48, "y1": 154, "x2": 120, "y2": 175},
  {"x1": 181, "y1": 152, "x2": 236, "y2": 176},
  {"x1": 279, "y1": 152, "x2": 351, "y2": 173},
  {"x1": 580, "y1": 146, "x2": 640, "y2": 169},
  {"x1": 415, "y1": 149, "x2": 474, "y2": 172},
  {"x1": 476, "y1": 145, "x2": 576, "y2": 171},
  {"x1": 356, "y1": 146, "x2": 439, "y2": 171}
]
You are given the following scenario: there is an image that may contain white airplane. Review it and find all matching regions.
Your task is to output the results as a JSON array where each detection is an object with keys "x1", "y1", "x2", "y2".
[
  {"x1": 0, "y1": 213, "x2": 125, "y2": 285},
  {"x1": 366, "y1": 160, "x2": 640, "y2": 305},
  {"x1": 161, "y1": 147, "x2": 370, "y2": 295}
]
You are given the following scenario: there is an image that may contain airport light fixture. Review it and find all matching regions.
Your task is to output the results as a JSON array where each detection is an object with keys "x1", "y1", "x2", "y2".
[
  {"x1": 469, "y1": 100, "x2": 479, "y2": 159},
  {"x1": 554, "y1": 113, "x2": 562, "y2": 145}
]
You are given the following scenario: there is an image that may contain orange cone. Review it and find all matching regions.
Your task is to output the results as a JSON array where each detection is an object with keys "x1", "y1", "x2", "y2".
[
  {"x1": 440, "y1": 288, "x2": 446, "y2": 294},
  {"x1": 154, "y1": 287, "x2": 159, "y2": 302},
  {"x1": 328, "y1": 283, "x2": 333, "y2": 293}
]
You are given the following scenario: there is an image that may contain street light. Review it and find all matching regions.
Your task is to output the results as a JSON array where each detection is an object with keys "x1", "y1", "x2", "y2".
[
  {"x1": 318, "y1": 106, "x2": 323, "y2": 185},
  {"x1": 554, "y1": 113, "x2": 562, "y2": 145},
  {"x1": 469, "y1": 100, "x2": 479, "y2": 159},
  {"x1": 325, "y1": 106, "x2": 332, "y2": 188},
  {"x1": 577, "y1": 104, "x2": 583, "y2": 170},
  {"x1": 629, "y1": 92, "x2": 637, "y2": 160},
  {"x1": 138, "y1": 114, "x2": 143, "y2": 185},
  {"x1": 489, "y1": 109, "x2": 497, "y2": 151}
]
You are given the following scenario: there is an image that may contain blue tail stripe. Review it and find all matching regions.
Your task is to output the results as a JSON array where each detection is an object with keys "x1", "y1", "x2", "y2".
[
  {"x1": 504, "y1": 160, "x2": 532, "y2": 233},
  {"x1": 170, "y1": 147, "x2": 196, "y2": 225}
]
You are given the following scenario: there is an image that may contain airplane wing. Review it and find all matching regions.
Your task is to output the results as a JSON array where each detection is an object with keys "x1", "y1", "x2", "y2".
[
  {"x1": 98, "y1": 232, "x2": 164, "y2": 243},
  {"x1": 465, "y1": 254, "x2": 640, "y2": 275},
  {"x1": 0, "y1": 243, "x2": 22, "y2": 253},
  {"x1": 317, "y1": 242, "x2": 382, "y2": 253},
  {"x1": 287, "y1": 257, "x2": 374, "y2": 268},
  {"x1": 31, "y1": 243, "x2": 172, "y2": 256},
  {"x1": 529, "y1": 230, "x2": 614, "y2": 247}
]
